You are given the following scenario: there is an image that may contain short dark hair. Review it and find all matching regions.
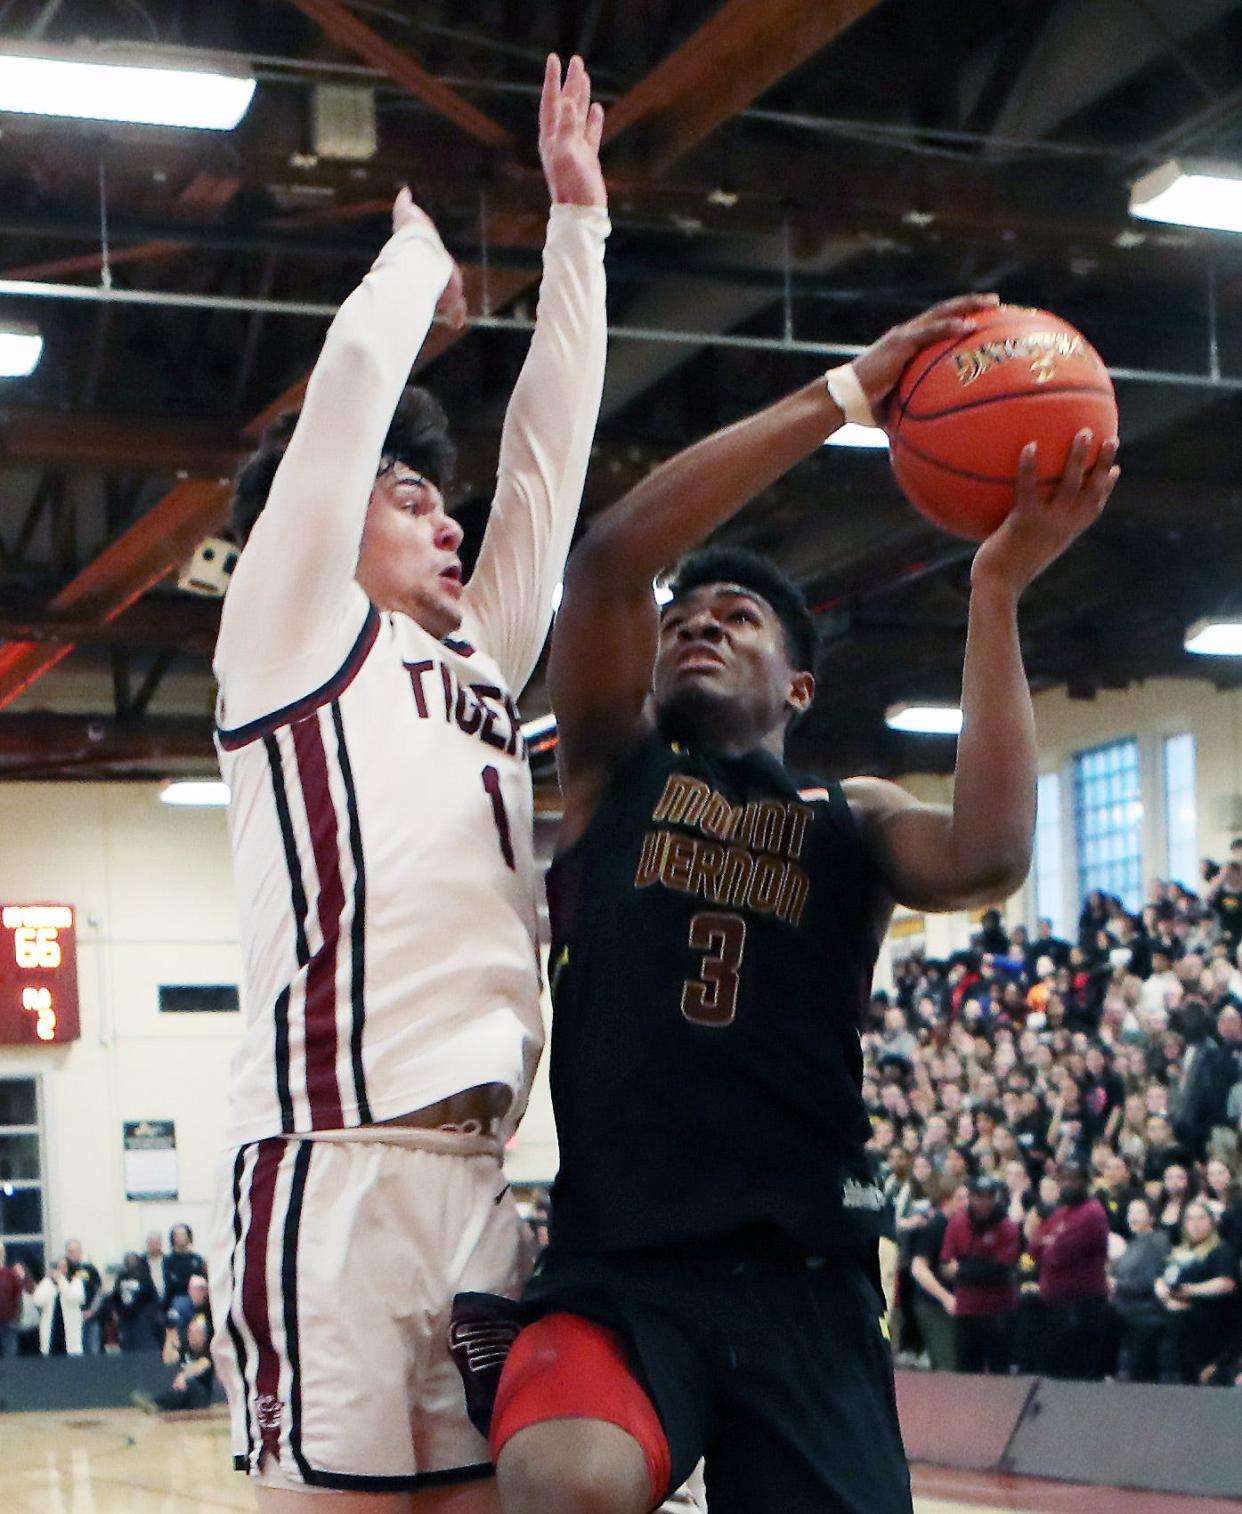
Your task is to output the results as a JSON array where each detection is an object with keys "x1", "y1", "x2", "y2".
[
  {"x1": 231, "y1": 385, "x2": 456, "y2": 546},
  {"x1": 666, "y1": 547, "x2": 816, "y2": 674}
]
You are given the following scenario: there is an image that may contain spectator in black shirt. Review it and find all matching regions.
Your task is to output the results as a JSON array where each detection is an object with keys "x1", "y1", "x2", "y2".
[
  {"x1": 1082, "y1": 1045, "x2": 1125, "y2": 1145},
  {"x1": 1012, "y1": 1090, "x2": 1051, "y2": 1173},
  {"x1": 1204, "y1": 1158, "x2": 1242, "y2": 1252},
  {"x1": 1156, "y1": 1164, "x2": 1195, "y2": 1245},
  {"x1": 1172, "y1": 999, "x2": 1228, "y2": 1159},
  {"x1": 1142, "y1": 1114, "x2": 1184, "y2": 1186},
  {"x1": 976, "y1": 909, "x2": 1010, "y2": 956},
  {"x1": 1096, "y1": 1153, "x2": 1138, "y2": 1238},
  {"x1": 908, "y1": 1178, "x2": 962, "y2": 1371},
  {"x1": 162, "y1": 1223, "x2": 206, "y2": 1311},
  {"x1": 1155, "y1": 1201, "x2": 1239, "y2": 1383},
  {"x1": 1033, "y1": 917, "x2": 1072, "y2": 972},
  {"x1": 139, "y1": 1315, "x2": 216, "y2": 1413},
  {"x1": 1078, "y1": 891, "x2": 1112, "y2": 950},
  {"x1": 108, "y1": 1253, "x2": 158, "y2": 1352},
  {"x1": 1207, "y1": 861, "x2": 1242, "y2": 953}
]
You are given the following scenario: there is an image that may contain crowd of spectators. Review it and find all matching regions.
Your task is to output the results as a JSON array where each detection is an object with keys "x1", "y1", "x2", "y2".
[
  {"x1": 10, "y1": 844, "x2": 1242, "y2": 1398},
  {"x1": 866, "y1": 845, "x2": 1242, "y2": 1386},
  {"x1": 0, "y1": 1222, "x2": 212, "y2": 1404}
]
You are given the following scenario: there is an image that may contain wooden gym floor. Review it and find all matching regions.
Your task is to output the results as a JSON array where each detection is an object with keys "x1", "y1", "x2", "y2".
[{"x1": 2, "y1": 1407, "x2": 1237, "y2": 1514}]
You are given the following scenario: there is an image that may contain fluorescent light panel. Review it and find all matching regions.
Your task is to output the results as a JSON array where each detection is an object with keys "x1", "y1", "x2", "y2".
[
  {"x1": 1130, "y1": 159, "x2": 1242, "y2": 235},
  {"x1": 0, "y1": 48, "x2": 255, "y2": 131},
  {"x1": 825, "y1": 423, "x2": 890, "y2": 450},
  {"x1": 1185, "y1": 619, "x2": 1242, "y2": 656},
  {"x1": 160, "y1": 780, "x2": 230, "y2": 807},
  {"x1": 886, "y1": 703, "x2": 963, "y2": 736},
  {"x1": 0, "y1": 327, "x2": 41, "y2": 376}
]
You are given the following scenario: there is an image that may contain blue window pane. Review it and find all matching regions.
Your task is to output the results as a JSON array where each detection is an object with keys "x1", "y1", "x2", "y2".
[
  {"x1": 1074, "y1": 738, "x2": 1142, "y2": 911},
  {"x1": 1164, "y1": 734, "x2": 1198, "y2": 887}
]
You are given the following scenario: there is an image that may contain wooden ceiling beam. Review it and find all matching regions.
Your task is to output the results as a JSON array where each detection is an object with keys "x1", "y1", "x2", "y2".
[
  {"x1": 0, "y1": 410, "x2": 243, "y2": 474},
  {"x1": 0, "y1": 480, "x2": 228, "y2": 708},
  {"x1": 603, "y1": 0, "x2": 883, "y2": 170},
  {"x1": 0, "y1": 597, "x2": 219, "y2": 657},
  {"x1": 282, "y1": 0, "x2": 512, "y2": 148}
]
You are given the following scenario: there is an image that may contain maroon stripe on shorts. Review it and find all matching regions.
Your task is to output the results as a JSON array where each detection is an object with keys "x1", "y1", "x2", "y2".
[
  {"x1": 291, "y1": 712, "x2": 346, "y2": 1129},
  {"x1": 241, "y1": 1139, "x2": 285, "y2": 1464}
]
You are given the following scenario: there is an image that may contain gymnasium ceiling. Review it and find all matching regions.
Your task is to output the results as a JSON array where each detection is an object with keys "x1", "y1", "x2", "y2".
[{"x1": 1, "y1": 0, "x2": 1242, "y2": 795}]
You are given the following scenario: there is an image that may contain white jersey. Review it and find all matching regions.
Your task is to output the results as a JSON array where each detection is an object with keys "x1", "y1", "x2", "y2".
[{"x1": 215, "y1": 204, "x2": 609, "y2": 1147}]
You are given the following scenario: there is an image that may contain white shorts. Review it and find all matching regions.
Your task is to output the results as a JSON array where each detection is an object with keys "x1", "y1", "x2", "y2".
[{"x1": 209, "y1": 1127, "x2": 532, "y2": 1494}]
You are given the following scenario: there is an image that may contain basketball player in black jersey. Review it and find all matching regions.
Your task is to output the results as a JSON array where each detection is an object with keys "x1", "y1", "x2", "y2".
[{"x1": 488, "y1": 297, "x2": 1120, "y2": 1514}]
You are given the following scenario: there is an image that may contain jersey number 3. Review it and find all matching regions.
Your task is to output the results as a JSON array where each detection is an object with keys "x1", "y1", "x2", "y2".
[{"x1": 681, "y1": 911, "x2": 746, "y2": 1027}]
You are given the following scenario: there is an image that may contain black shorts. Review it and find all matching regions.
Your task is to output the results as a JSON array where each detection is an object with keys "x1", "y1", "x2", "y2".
[{"x1": 523, "y1": 1233, "x2": 912, "y2": 1514}]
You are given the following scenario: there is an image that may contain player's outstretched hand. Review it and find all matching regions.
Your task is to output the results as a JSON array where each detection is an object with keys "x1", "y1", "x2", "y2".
[
  {"x1": 539, "y1": 53, "x2": 606, "y2": 208},
  {"x1": 853, "y1": 294, "x2": 1000, "y2": 422},
  {"x1": 971, "y1": 431, "x2": 1120, "y2": 596},
  {"x1": 392, "y1": 187, "x2": 466, "y2": 330}
]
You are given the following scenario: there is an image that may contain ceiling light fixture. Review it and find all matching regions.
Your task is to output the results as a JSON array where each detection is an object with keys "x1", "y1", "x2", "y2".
[
  {"x1": 0, "y1": 323, "x2": 42, "y2": 376},
  {"x1": 1184, "y1": 619, "x2": 1242, "y2": 657},
  {"x1": 0, "y1": 43, "x2": 255, "y2": 131},
  {"x1": 885, "y1": 703, "x2": 963, "y2": 736},
  {"x1": 1130, "y1": 159, "x2": 1242, "y2": 235},
  {"x1": 159, "y1": 780, "x2": 231, "y2": 807}
]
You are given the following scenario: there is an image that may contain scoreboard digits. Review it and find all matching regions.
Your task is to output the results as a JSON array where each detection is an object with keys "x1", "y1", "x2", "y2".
[{"x1": 0, "y1": 904, "x2": 80, "y2": 1044}]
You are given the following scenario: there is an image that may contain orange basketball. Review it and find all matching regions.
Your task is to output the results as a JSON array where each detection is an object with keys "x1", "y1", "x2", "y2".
[{"x1": 886, "y1": 305, "x2": 1118, "y2": 540}]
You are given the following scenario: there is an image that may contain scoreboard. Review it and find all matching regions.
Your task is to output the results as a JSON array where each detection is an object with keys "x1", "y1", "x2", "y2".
[{"x1": 0, "y1": 904, "x2": 80, "y2": 1045}]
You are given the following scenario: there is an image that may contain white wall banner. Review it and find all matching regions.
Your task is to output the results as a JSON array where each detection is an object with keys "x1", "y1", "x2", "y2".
[{"x1": 123, "y1": 1120, "x2": 178, "y2": 1202}]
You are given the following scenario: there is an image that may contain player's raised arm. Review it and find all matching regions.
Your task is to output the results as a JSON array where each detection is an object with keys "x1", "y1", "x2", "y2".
[
  {"x1": 216, "y1": 193, "x2": 463, "y2": 687},
  {"x1": 462, "y1": 54, "x2": 608, "y2": 694},
  {"x1": 845, "y1": 433, "x2": 1119, "y2": 912},
  {"x1": 550, "y1": 295, "x2": 1000, "y2": 804}
]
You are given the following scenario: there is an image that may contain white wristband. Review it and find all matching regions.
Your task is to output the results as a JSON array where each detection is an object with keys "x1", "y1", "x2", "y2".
[{"x1": 825, "y1": 363, "x2": 876, "y2": 429}]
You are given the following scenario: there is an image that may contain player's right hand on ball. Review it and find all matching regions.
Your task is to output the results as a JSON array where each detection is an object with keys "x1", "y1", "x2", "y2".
[
  {"x1": 854, "y1": 293, "x2": 1000, "y2": 421},
  {"x1": 392, "y1": 187, "x2": 467, "y2": 331},
  {"x1": 971, "y1": 431, "x2": 1120, "y2": 596}
]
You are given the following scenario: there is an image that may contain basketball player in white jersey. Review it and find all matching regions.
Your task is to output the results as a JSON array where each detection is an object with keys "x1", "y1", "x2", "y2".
[{"x1": 208, "y1": 56, "x2": 608, "y2": 1513}]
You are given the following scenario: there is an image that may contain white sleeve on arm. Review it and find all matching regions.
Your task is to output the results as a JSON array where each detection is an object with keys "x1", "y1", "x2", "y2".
[
  {"x1": 462, "y1": 203, "x2": 609, "y2": 694},
  {"x1": 215, "y1": 223, "x2": 453, "y2": 717}
]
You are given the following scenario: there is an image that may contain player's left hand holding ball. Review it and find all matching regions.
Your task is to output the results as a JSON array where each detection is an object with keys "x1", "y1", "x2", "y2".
[
  {"x1": 539, "y1": 53, "x2": 606, "y2": 208},
  {"x1": 851, "y1": 293, "x2": 1001, "y2": 420},
  {"x1": 970, "y1": 431, "x2": 1120, "y2": 597}
]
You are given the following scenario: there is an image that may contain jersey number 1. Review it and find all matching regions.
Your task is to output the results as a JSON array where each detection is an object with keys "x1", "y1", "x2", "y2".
[
  {"x1": 481, "y1": 765, "x2": 515, "y2": 870},
  {"x1": 681, "y1": 911, "x2": 746, "y2": 1027}
]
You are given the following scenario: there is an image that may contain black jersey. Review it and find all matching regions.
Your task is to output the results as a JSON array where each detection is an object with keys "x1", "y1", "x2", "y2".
[{"x1": 545, "y1": 731, "x2": 891, "y2": 1255}]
